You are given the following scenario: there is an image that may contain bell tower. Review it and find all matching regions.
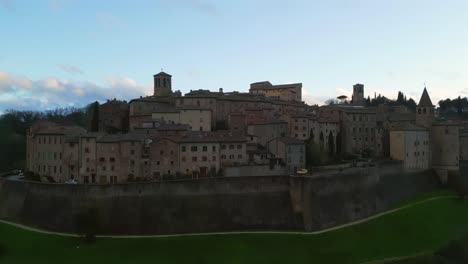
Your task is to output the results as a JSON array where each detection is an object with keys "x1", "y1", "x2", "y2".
[
  {"x1": 416, "y1": 86, "x2": 435, "y2": 128},
  {"x1": 352, "y1": 83, "x2": 365, "y2": 106},
  {"x1": 153, "y1": 71, "x2": 172, "y2": 97}
]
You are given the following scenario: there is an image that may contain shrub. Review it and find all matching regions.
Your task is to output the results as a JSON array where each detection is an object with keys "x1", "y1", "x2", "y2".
[
  {"x1": 435, "y1": 237, "x2": 468, "y2": 263},
  {"x1": 24, "y1": 171, "x2": 41, "y2": 182},
  {"x1": 75, "y1": 207, "x2": 101, "y2": 243},
  {"x1": 45, "y1": 175, "x2": 56, "y2": 183},
  {"x1": 448, "y1": 170, "x2": 466, "y2": 200}
]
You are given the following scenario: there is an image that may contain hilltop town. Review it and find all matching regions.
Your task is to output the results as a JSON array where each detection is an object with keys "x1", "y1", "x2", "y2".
[{"x1": 24, "y1": 71, "x2": 468, "y2": 184}]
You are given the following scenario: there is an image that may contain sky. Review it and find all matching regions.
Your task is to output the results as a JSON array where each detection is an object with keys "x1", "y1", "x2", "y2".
[{"x1": 1, "y1": 0, "x2": 468, "y2": 112}]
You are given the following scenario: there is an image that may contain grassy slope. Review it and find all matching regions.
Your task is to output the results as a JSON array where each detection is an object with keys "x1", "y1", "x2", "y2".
[{"x1": 0, "y1": 193, "x2": 467, "y2": 264}]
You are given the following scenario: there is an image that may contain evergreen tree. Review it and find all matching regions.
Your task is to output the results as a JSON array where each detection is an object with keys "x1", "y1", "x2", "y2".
[{"x1": 88, "y1": 101, "x2": 100, "y2": 132}]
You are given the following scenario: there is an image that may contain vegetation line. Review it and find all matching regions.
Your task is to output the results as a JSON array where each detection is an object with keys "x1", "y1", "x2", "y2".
[{"x1": 0, "y1": 195, "x2": 457, "y2": 239}]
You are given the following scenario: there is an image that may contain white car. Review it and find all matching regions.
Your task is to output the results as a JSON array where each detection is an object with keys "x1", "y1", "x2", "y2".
[{"x1": 65, "y1": 179, "x2": 79, "y2": 184}]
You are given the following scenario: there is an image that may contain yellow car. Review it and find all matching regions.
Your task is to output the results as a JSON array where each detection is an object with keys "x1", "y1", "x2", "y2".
[{"x1": 296, "y1": 169, "x2": 308, "y2": 175}]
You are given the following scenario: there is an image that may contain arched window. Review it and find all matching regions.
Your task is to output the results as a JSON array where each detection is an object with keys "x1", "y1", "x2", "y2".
[
  {"x1": 418, "y1": 108, "x2": 422, "y2": 114},
  {"x1": 423, "y1": 108, "x2": 427, "y2": 114}
]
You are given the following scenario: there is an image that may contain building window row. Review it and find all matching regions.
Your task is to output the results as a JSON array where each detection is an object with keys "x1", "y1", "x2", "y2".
[{"x1": 37, "y1": 136, "x2": 62, "y2": 145}]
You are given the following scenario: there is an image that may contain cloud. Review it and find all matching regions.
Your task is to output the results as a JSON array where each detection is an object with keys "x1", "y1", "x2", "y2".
[
  {"x1": 336, "y1": 87, "x2": 351, "y2": 97},
  {"x1": 302, "y1": 88, "x2": 328, "y2": 106},
  {"x1": 0, "y1": 71, "x2": 32, "y2": 91},
  {"x1": 0, "y1": 71, "x2": 13, "y2": 91},
  {"x1": 59, "y1": 64, "x2": 84, "y2": 75},
  {"x1": 0, "y1": 71, "x2": 151, "y2": 112}
]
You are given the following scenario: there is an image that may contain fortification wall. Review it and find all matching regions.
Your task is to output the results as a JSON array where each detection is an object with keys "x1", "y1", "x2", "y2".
[
  {"x1": 0, "y1": 161, "x2": 441, "y2": 235},
  {"x1": 460, "y1": 160, "x2": 468, "y2": 190}
]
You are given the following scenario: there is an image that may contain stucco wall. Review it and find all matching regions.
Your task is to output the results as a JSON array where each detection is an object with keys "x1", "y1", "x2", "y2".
[{"x1": 0, "y1": 161, "x2": 440, "y2": 235}]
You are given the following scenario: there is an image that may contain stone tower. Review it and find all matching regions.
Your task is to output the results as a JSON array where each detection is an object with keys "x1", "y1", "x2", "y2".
[
  {"x1": 416, "y1": 87, "x2": 435, "y2": 128},
  {"x1": 352, "y1": 83, "x2": 365, "y2": 106},
  {"x1": 154, "y1": 71, "x2": 172, "y2": 97}
]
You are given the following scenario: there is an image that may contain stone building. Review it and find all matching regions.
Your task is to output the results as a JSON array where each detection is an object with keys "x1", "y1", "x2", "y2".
[
  {"x1": 63, "y1": 135, "x2": 80, "y2": 181},
  {"x1": 247, "y1": 121, "x2": 288, "y2": 146},
  {"x1": 153, "y1": 71, "x2": 172, "y2": 97},
  {"x1": 99, "y1": 99, "x2": 129, "y2": 133},
  {"x1": 267, "y1": 137, "x2": 305, "y2": 173},
  {"x1": 389, "y1": 124, "x2": 430, "y2": 169},
  {"x1": 151, "y1": 106, "x2": 212, "y2": 131},
  {"x1": 333, "y1": 105, "x2": 383, "y2": 157},
  {"x1": 250, "y1": 81, "x2": 302, "y2": 102},
  {"x1": 416, "y1": 87, "x2": 435, "y2": 129},
  {"x1": 26, "y1": 121, "x2": 85, "y2": 182},
  {"x1": 228, "y1": 112, "x2": 246, "y2": 132},
  {"x1": 79, "y1": 133, "x2": 103, "y2": 184},
  {"x1": 96, "y1": 135, "x2": 122, "y2": 184},
  {"x1": 431, "y1": 123, "x2": 460, "y2": 170},
  {"x1": 352, "y1": 83, "x2": 365, "y2": 106},
  {"x1": 177, "y1": 131, "x2": 247, "y2": 177},
  {"x1": 461, "y1": 131, "x2": 468, "y2": 161},
  {"x1": 118, "y1": 134, "x2": 151, "y2": 182},
  {"x1": 149, "y1": 138, "x2": 180, "y2": 180},
  {"x1": 129, "y1": 96, "x2": 173, "y2": 130},
  {"x1": 288, "y1": 114, "x2": 311, "y2": 140}
]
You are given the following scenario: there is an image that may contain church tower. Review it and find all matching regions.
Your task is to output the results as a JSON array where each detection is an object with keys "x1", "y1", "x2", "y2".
[
  {"x1": 153, "y1": 71, "x2": 172, "y2": 97},
  {"x1": 352, "y1": 83, "x2": 365, "y2": 106},
  {"x1": 416, "y1": 87, "x2": 435, "y2": 128}
]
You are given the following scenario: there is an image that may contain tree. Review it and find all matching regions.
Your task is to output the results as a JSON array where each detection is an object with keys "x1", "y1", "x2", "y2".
[
  {"x1": 448, "y1": 170, "x2": 465, "y2": 200},
  {"x1": 327, "y1": 131, "x2": 335, "y2": 156},
  {"x1": 75, "y1": 207, "x2": 101, "y2": 243},
  {"x1": 305, "y1": 136, "x2": 323, "y2": 167},
  {"x1": 325, "y1": 98, "x2": 339, "y2": 105},
  {"x1": 337, "y1": 95, "x2": 348, "y2": 104},
  {"x1": 457, "y1": 96, "x2": 464, "y2": 115},
  {"x1": 396, "y1": 91, "x2": 404, "y2": 103},
  {"x1": 87, "y1": 101, "x2": 100, "y2": 132}
]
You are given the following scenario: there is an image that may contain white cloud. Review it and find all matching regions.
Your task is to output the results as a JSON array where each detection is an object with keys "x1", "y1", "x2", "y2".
[
  {"x1": 14, "y1": 76, "x2": 32, "y2": 89},
  {"x1": 302, "y1": 88, "x2": 327, "y2": 106},
  {"x1": 73, "y1": 87, "x2": 84, "y2": 96},
  {"x1": 0, "y1": 71, "x2": 13, "y2": 91},
  {"x1": 39, "y1": 78, "x2": 65, "y2": 92},
  {"x1": 0, "y1": 71, "x2": 151, "y2": 112},
  {"x1": 335, "y1": 87, "x2": 351, "y2": 98}
]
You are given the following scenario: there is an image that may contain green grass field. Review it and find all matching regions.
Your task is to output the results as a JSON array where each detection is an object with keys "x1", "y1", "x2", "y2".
[{"x1": 0, "y1": 191, "x2": 467, "y2": 264}]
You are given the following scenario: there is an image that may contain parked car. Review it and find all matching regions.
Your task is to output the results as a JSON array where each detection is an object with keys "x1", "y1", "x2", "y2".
[
  {"x1": 65, "y1": 179, "x2": 79, "y2": 184},
  {"x1": 296, "y1": 169, "x2": 309, "y2": 175}
]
